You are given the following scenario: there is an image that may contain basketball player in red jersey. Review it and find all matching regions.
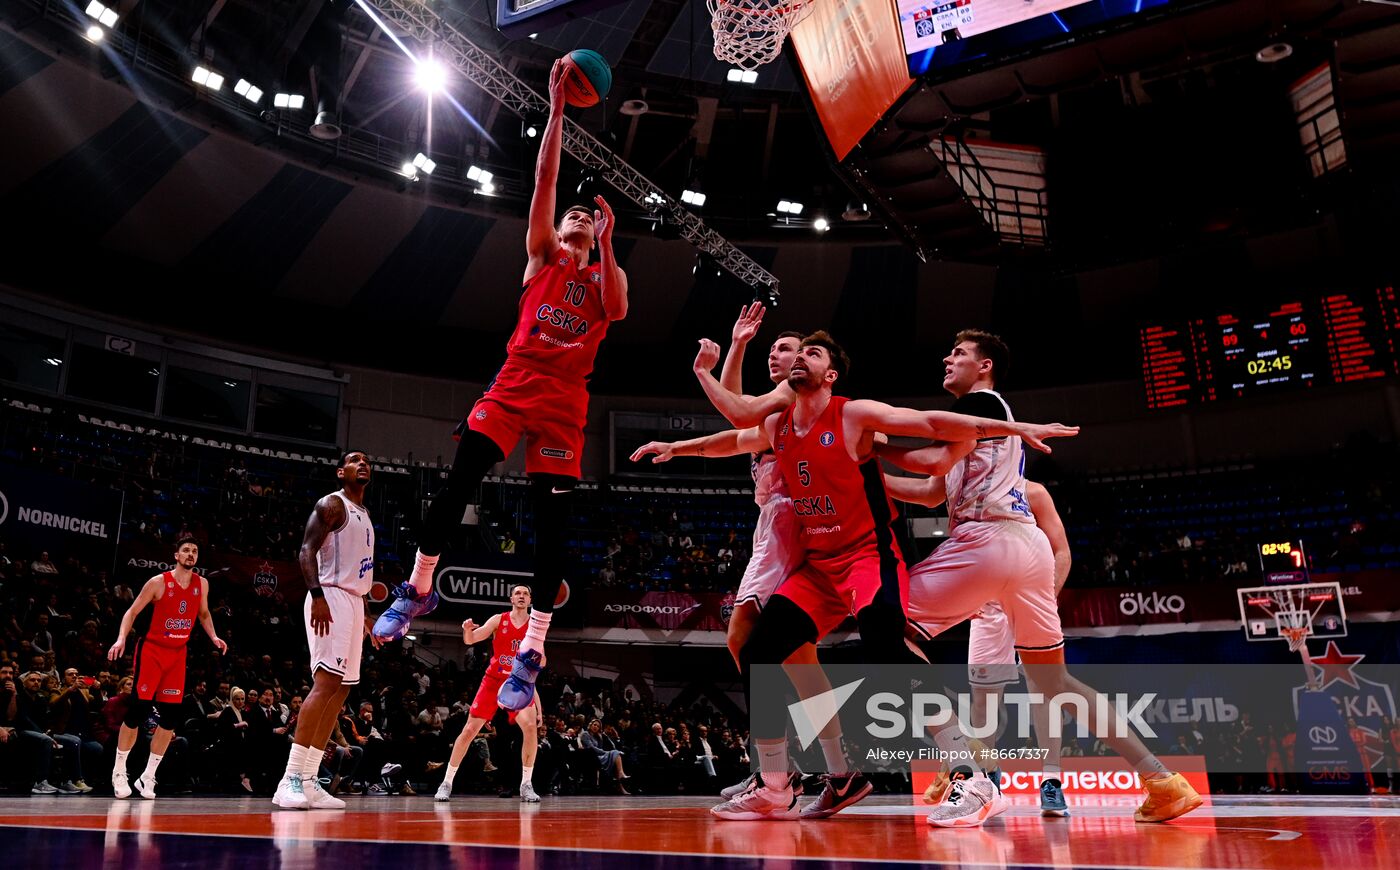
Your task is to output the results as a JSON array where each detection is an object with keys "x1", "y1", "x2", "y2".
[
  {"x1": 275, "y1": 451, "x2": 382, "y2": 810},
  {"x1": 632, "y1": 332, "x2": 1077, "y2": 819},
  {"x1": 376, "y1": 58, "x2": 628, "y2": 715},
  {"x1": 107, "y1": 536, "x2": 227, "y2": 799},
  {"x1": 435, "y1": 584, "x2": 545, "y2": 803}
]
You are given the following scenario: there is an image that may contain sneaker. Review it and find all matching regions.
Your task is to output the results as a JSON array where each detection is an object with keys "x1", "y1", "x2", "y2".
[
  {"x1": 926, "y1": 775, "x2": 1008, "y2": 828},
  {"x1": 367, "y1": 783, "x2": 390, "y2": 795},
  {"x1": 482, "y1": 760, "x2": 498, "y2": 774},
  {"x1": 56, "y1": 780, "x2": 83, "y2": 795},
  {"x1": 1134, "y1": 772, "x2": 1203, "y2": 823},
  {"x1": 497, "y1": 649, "x2": 543, "y2": 711},
  {"x1": 1040, "y1": 777, "x2": 1069, "y2": 816},
  {"x1": 72, "y1": 779, "x2": 94, "y2": 794},
  {"x1": 303, "y1": 777, "x2": 346, "y2": 809},
  {"x1": 435, "y1": 781, "x2": 453, "y2": 802},
  {"x1": 112, "y1": 771, "x2": 131, "y2": 799},
  {"x1": 799, "y1": 771, "x2": 874, "y2": 819},
  {"x1": 372, "y1": 582, "x2": 440, "y2": 641},
  {"x1": 710, "y1": 773, "x2": 800, "y2": 821},
  {"x1": 31, "y1": 781, "x2": 58, "y2": 795},
  {"x1": 520, "y1": 782, "x2": 541, "y2": 803},
  {"x1": 132, "y1": 776, "x2": 156, "y2": 799},
  {"x1": 397, "y1": 783, "x2": 416, "y2": 796},
  {"x1": 272, "y1": 774, "x2": 309, "y2": 810},
  {"x1": 721, "y1": 773, "x2": 758, "y2": 800}
]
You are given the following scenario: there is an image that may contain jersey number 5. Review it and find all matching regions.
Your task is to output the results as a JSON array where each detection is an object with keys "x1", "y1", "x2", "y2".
[{"x1": 797, "y1": 460, "x2": 810, "y2": 487}]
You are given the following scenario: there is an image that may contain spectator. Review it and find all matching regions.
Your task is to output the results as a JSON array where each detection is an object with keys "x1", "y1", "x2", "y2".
[
  {"x1": 215, "y1": 687, "x2": 255, "y2": 793},
  {"x1": 579, "y1": 719, "x2": 630, "y2": 794},
  {"x1": 499, "y1": 531, "x2": 517, "y2": 555},
  {"x1": 31, "y1": 552, "x2": 58, "y2": 576}
]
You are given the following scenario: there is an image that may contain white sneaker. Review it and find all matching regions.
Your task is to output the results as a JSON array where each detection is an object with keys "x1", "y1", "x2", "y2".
[
  {"x1": 710, "y1": 774, "x2": 800, "y2": 821},
  {"x1": 435, "y1": 781, "x2": 453, "y2": 802},
  {"x1": 926, "y1": 774, "x2": 1008, "y2": 828},
  {"x1": 133, "y1": 776, "x2": 156, "y2": 799},
  {"x1": 272, "y1": 774, "x2": 310, "y2": 810},
  {"x1": 520, "y1": 782, "x2": 541, "y2": 803},
  {"x1": 303, "y1": 777, "x2": 346, "y2": 809},
  {"x1": 112, "y1": 772, "x2": 131, "y2": 799}
]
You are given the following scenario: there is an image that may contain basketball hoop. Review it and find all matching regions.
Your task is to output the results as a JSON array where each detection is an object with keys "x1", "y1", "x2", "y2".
[
  {"x1": 1275, "y1": 606, "x2": 1312, "y2": 652},
  {"x1": 708, "y1": 0, "x2": 816, "y2": 70}
]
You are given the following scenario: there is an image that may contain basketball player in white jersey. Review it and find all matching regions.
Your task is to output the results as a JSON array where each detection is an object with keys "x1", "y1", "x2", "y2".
[
  {"x1": 880, "y1": 330, "x2": 1201, "y2": 827},
  {"x1": 679, "y1": 305, "x2": 864, "y2": 816},
  {"x1": 274, "y1": 451, "x2": 383, "y2": 810},
  {"x1": 893, "y1": 479, "x2": 1072, "y2": 814}
]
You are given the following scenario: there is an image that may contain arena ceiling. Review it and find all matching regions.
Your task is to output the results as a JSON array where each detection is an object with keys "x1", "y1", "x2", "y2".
[{"x1": 0, "y1": 0, "x2": 1396, "y2": 397}]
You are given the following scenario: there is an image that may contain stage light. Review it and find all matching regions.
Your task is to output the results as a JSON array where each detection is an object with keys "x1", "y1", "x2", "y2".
[
  {"x1": 274, "y1": 93, "x2": 305, "y2": 110},
  {"x1": 681, "y1": 190, "x2": 706, "y2": 207},
  {"x1": 85, "y1": 2, "x2": 117, "y2": 27},
  {"x1": 84, "y1": 25, "x2": 103, "y2": 43},
  {"x1": 777, "y1": 199, "x2": 803, "y2": 215},
  {"x1": 401, "y1": 161, "x2": 418, "y2": 179},
  {"x1": 412, "y1": 152, "x2": 437, "y2": 175},
  {"x1": 466, "y1": 166, "x2": 492, "y2": 183},
  {"x1": 414, "y1": 59, "x2": 447, "y2": 94},
  {"x1": 813, "y1": 217, "x2": 829, "y2": 232},
  {"x1": 192, "y1": 66, "x2": 225, "y2": 91},
  {"x1": 480, "y1": 181, "x2": 496, "y2": 194},
  {"x1": 234, "y1": 79, "x2": 264, "y2": 104}
]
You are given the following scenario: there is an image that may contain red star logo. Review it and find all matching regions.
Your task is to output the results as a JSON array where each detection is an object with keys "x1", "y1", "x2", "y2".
[{"x1": 1311, "y1": 641, "x2": 1363, "y2": 689}]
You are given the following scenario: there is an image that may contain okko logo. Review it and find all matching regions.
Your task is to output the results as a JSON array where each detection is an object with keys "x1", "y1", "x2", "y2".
[
  {"x1": 1119, "y1": 591, "x2": 1186, "y2": 617},
  {"x1": 1309, "y1": 726, "x2": 1338, "y2": 746}
]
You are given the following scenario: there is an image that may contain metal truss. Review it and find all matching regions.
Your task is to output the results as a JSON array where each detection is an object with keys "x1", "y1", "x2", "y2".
[{"x1": 356, "y1": 0, "x2": 780, "y2": 295}]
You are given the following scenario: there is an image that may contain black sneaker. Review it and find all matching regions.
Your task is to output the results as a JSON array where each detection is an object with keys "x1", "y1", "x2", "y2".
[{"x1": 798, "y1": 771, "x2": 874, "y2": 819}]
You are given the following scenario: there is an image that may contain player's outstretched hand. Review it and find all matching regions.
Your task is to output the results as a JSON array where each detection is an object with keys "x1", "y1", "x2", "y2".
[
  {"x1": 693, "y1": 338, "x2": 721, "y2": 374},
  {"x1": 212, "y1": 636, "x2": 228, "y2": 655},
  {"x1": 1020, "y1": 422, "x2": 1080, "y2": 454},
  {"x1": 593, "y1": 195, "x2": 614, "y2": 244},
  {"x1": 107, "y1": 638, "x2": 124, "y2": 661},
  {"x1": 310, "y1": 596, "x2": 333, "y2": 637},
  {"x1": 547, "y1": 58, "x2": 566, "y2": 114},
  {"x1": 363, "y1": 617, "x2": 384, "y2": 650},
  {"x1": 462, "y1": 619, "x2": 477, "y2": 643},
  {"x1": 630, "y1": 441, "x2": 677, "y2": 464},
  {"x1": 731, "y1": 302, "x2": 765, "y2": 345}
]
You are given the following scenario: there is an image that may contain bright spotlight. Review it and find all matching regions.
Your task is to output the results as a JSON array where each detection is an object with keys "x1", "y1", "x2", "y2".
[
  {"x1": 412, "y1": 152, "x2": 437, "y2": 175},
  {"x1": 274, "y1": 93, "x2": 305, "y2": 110},
  {"x1": 776, "y1": 199, "x2": 804, "y2": 215},
  {"x1": 813, "y1": 217, "x2": 830, "y2": 232},
  {"x1": 681, "y1": 190, "x2": 706, "y2": 207},
  {"x1": 85, "y1": 2, "x2": 117, "y2": 27},
  {"x1": 415, "y1": 59, "x2": 448, "y2": 94},
  {"x1": 480, "y1": 181, "x2": 496, "y2": 194},
  {"x1": 466, "y1": 166, "x2": 493, "y2": 183},
  {"x1": 234, "y1": 79, "x2": 263, "y2": 104},
  {"x1": 85, "y1": 25, "x2": 104, "y2": 43},
  {"x1": 401, "y1": 161, "x2": 419, "y2": 179},
  {"x1": 191, "y1": 66, "x2": 224, "y2": 91}
]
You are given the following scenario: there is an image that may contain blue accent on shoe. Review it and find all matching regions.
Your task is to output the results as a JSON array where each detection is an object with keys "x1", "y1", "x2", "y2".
[
  {"x1": 1040, "y1": 777, "x2": 1069, "y2": 816},
  {"x1": 497, "y1": 649, "x2": 544, "y2": 711},
  {"x1": 372, "y1": 583, "x2": 440, "y2": 640}
]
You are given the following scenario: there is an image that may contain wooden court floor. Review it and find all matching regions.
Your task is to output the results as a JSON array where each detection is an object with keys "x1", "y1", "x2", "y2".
[{"x1": 2, "y1": 793, "x2": 1398, "y2": 868}]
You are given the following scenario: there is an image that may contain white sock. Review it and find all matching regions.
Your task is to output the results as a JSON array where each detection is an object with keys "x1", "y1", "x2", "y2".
[
  {"x1": 1043, "y1": 762, "x2": 1062, "y2": 778},
  {"x1": 285, "y1": 744, "x2": 309, "y2": 781},
  {"x1": 521, "y1": 765, "x2": 534, "y2": 789},
  {"x1": 1136, "y1": 756, "x2": 1170, "y2": 779},
  {"x1": 410, "y1": 551, "x2": 440, "y2": 596},
  {"x1": 519, "y1": 611, "x2": 552, "y2": 655},
  {"x1": 142, "y1": 753, "x2": 162, "y2": 783},
  {"x1": 114, "y1": 748, "x2": 130, "y2": 775},
  {"x1": 756, "y1": 738, "x2": 789, "y2": 790},
  {"x1": 933, "y1": 726, "x2": 979, "y2": 773},
  {"x1": 443, "y1": 763, "x2": 459, "y2": 788},
  {"x1": 302, "y1": 747, "x2": 323, "y2": 783},
  {"x1": 818, "y1": 736, "x2": 849, "y2": 775}
]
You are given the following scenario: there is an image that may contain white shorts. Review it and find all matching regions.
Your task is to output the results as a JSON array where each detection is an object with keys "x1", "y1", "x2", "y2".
[
  {"x1": 967, "y1": 602, "x2": 1020, "y2": 688},
  {"x1": 736, "y1": 496, "x2": 803, "y2": 609},
  {"x1": 304, "y1": 586, "x2": 364, "y2": 686},
  {"x1": 908, "y1": 521, "x2": 1062, "y2": 654}
]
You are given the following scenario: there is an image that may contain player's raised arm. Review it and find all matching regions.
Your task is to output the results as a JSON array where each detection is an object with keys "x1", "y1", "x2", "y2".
[
  {"x1": 719, "y1": 302, "x2": 764, "y2": 393},
  {"x1": 692, "y1": 338, "x2": 794, "y2": 428},
  {"x1": 630, "y1": 424, "x2": 772, "y2": 464},
  {"x1": 846, "y1": 400, "x2": 1079, "y2": 454},
  {"x1": 107, "y1": 576, "x2": 162, "y2": 660},
  {"x1": 525, "y1": 59, "x2": 567, "y2": 268},
  {"x1": 1027, "y1": 481, "x2": 1072, "y2": 593},
  {"x1": 298, "y1": 494, "x2": 346, "y2": 638},
  {"x1": 594, "y1": 195, "x2": 628, "y2": 321},
  {"x1": 462, "y1": 613, "x2": 503, "y2": 645},
  {"x1": 875, "y1": 439, "x2": 977, "y2": 478},
  {"x1": 881, "y1": 473, "x2": 948, "y2": 509}
]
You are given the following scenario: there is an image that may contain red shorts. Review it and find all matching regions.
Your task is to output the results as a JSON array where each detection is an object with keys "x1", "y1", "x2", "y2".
[
  {"x1": 463, "y1": 361, "x2": 589, "y2": 478},
  {"x1": 470, "y1": 672, "x2": 524, "y2": 724},
  {"x1": 773, "y1": 545, "x2": 911, "y2": 640},
  {"x1": 133, "y1": 637, "x2": 187, "y2": 702}
]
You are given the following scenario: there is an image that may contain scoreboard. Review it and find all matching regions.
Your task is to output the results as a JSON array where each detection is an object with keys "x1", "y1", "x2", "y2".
[{"x1": 1141, "y1": 286, "x2": 1399, "y2": 409}]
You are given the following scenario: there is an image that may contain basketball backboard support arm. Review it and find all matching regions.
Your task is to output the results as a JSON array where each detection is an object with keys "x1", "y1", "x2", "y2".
[{"x1": 355, "y1": 0, "x2": 781, "y2": 297}]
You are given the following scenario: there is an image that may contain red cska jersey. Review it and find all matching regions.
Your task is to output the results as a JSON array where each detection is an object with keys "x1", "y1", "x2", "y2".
[
  {"x1": 505, "y1": 247, "x2": 611, "y2": 381},
  {"x1": 145, "y1": 572, "x2": 201, "y2": 648},
  {"x1": 491, "y1": 611, "x2": 530, "y2": 676}
]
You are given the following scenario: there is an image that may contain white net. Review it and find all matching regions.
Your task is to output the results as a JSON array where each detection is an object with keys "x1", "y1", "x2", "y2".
[
  {"x1": 1275, "y1": 606, "x2": 1312, "y2": 652},
  {"x1": 708, "y1": 0, "x2": 817, "y2": 70}
]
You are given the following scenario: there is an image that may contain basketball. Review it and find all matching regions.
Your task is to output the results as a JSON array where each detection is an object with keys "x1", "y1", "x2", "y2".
[{"x1": 561, "y1": 49, "x2": 611, "y2": 108}]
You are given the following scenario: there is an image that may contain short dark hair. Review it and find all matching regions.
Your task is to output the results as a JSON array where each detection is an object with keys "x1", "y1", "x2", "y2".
[
  {"x1": 775, "y1": 331, "x2": 804, "y2": 343},
  {"x1": 558, "y1": 205, "x2": 592, "y2": 222},
  {"x1": 340, "y1": 450, "x2": 367, "y2": 467},
  {"x1": 174, "y1": 536, "x2": 199, "y2": 551},
  {"x1": 954, "y1": 329, "x2": 1011, "y2": 386},
  {"x1": 511, "y1": 584, "x2": 532, "y2": 597},
  {"x1": 800, "y1": 330, "x2": 851, "y2": 381}
]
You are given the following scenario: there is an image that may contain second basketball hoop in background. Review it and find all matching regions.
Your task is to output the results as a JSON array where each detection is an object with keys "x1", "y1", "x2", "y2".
[{"x1": 561, "y1": 49, "x2": 612, "y2": 107}]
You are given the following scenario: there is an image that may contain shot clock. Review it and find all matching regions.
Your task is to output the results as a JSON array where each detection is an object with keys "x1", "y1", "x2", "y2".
[{"x1": 1258, "y1": 539, "x2": 1308, "y2": 585}]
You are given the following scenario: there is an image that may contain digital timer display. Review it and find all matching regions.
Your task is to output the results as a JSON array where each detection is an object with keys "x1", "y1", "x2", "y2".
[{"x1": 1142, "y1": 286, "x2": 1398, "y2": 409}]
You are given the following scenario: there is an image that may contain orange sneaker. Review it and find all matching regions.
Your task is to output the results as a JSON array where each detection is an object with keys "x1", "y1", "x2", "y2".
[{"x1": 1134, "y1": 773, "x2": 1203, "y2": 822}]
